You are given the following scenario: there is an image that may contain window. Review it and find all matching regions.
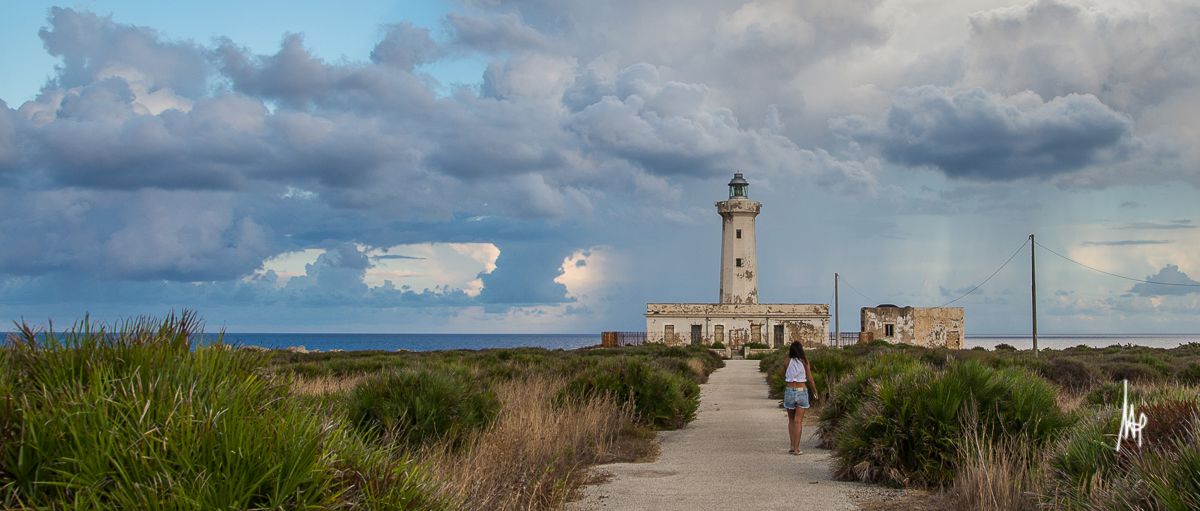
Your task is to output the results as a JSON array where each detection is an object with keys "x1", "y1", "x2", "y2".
[
  {"x1": 736, "y1": 229, "x2": 742, "y2": 239},
  {"x1": 884, "y1": 323, "x2": 895, "y2": 337},
  {"x1": 736, "y1": 258, "x2": 743, "y2": 267}
]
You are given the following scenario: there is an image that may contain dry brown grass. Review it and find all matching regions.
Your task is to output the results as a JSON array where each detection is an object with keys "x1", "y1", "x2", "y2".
[
  {"x1": 291, "y1": 374, "x2": 365, "y2": 395},
  {"x1": 687, "y1": 358, "x2": 706, "y2": 381},
  {"x1": 426, "y1": 376, "x2": 636, "y2": 510},
  {"x1": 947, "y1": 423, "x2": 1043, "y2": 511},
  {"x1": 1056, "y1": 388, "x2": 1086, "y2": 413}
]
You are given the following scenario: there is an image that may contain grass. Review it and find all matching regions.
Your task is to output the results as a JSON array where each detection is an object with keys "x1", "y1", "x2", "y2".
[
  {"x1": 425, "y1": 377, "x2": 633, "y2": 509},
  {"x1": 759, "y1": 340, "x2": 1200, "y2": 509},
  {"x1": 0, "y1": 312, "x2": 442, "y2": 509},
  {"x1": 1, "y1": 312, "x2": 723, "y2": 510}
]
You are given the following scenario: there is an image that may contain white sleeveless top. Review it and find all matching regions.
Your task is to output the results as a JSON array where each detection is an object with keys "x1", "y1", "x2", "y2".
[{"x1": 785, "y1": 358, "x2": 807, "y2": 383}]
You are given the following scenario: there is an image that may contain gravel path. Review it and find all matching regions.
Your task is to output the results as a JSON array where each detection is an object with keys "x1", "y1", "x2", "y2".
[{"x1": 570, "y1": 360, "x2": 878, "y2": 510}]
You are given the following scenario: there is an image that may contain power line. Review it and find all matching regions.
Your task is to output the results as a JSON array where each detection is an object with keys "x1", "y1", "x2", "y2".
[
  {"x1": 939, "y1": 237, "x2": 1030, "y2": 307},
  {"x1": 838, "y1": 275, "x2": 878, "y2": 303},
  {"x1": 1034, "y1": 240, "x2": 1200, "y2": 287}
]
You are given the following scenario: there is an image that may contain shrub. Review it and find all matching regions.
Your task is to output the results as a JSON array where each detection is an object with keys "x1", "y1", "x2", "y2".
[
  {"x1": 832, "y1": 360, "x2": 1070, "y2": 488},
  {"x1": 348, "y1": 368, "x2": 500, "y2": 449},
  {"x1": 1100, "y1": 361, "x2": 1163, "y2": 382},
  {"x1": 710, "y1": 341, "x2": 725, "y2": 349},
  {"x1": 817, "y1": 352, "x2": 925, "y2": 449},
  {"x1": 994, "y1": 343, "x2": 1017, "y2": 351},
  {"x1": 743, "y1": 342, "x2": 770, "y2": 349},
  {"x1": 560, "y1": 357, "x2": 699, "y2": 429},
  {"x1": 1179, "y1": 363, "x2": 1200, "y2": 384},
  {"x1": 1039, "y1": 356, "x2": 1098, "y2": 390}
]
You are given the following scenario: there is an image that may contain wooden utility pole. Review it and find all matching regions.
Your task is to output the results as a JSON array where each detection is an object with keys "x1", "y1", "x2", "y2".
[
  {"x1": 834, "y1": 272, "x2": 840, "y2": 348},
  {"x1": 1030, "y1": 234, "x2": 1038, "y2": 355}
]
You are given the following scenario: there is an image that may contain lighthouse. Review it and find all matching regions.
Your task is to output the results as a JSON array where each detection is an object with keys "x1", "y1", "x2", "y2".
[
  {"x1": 717, "y1": 172, "x2": 761, "y2": 304},
  {"x1": 644, "y1": 172, "x2": 830, "y2": 349}
]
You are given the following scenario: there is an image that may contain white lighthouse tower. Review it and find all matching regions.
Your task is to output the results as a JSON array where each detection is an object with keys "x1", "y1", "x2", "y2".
[
  {"x1": 717, "y1": 172, "x2": 761, "y2": 304},
  {"x1": 644, "y1": 172, "x2": 828, "y2": 349}
]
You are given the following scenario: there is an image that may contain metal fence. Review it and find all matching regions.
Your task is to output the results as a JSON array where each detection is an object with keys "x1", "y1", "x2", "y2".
[
  {"x1": 601, "y1": 331, "x2": 646, "y2": 347},
  {"x1": 828, "y1": 332, "x2": 860, "y2": 347}
]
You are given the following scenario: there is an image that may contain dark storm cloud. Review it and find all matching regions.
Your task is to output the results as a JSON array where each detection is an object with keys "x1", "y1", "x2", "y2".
[
  {"x1": 1130, "y1": 265, "x2": 1200, "y2": 297},
  {"x1": 0, "y1": 190, "x2": 273, "y2": 281},
  {"x1": 835, "y1": 86, "x2": 1133, "y2": 180},
  {"x1": 477, "y1": 242, "x2": 572, "y2": 305},
  {"x1": 0, "y1": 100, "x2": 22, "y2": 176}
]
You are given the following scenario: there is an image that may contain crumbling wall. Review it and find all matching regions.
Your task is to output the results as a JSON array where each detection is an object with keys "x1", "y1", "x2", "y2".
[
  {"x1": 783, "y1": 319, "x2": 827, "y2": 348},
  {"x1": 860, "y1": 306, "x2": 915, "y2": 344},
  {"x1": 913, "y1": 307, "x2": 965, "y2": 349},
  {"x1": 860, "y1": 306, "x2": 964, "y2": 349}
]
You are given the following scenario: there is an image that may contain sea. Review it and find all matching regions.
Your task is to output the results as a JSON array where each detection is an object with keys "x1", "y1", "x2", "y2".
[
  {"x1": 202, "y1": 332, "x2": 600, "y2": 352},
  {"x1": 191, "y1": 332, "x2": 1200, "y2": 352},
  {"x1": 10, "y1": 331, "x2": 1198, "y2": 352}
]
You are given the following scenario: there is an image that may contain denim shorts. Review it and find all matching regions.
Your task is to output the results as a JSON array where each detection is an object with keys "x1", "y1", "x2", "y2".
[{"x1": 784, "y1": 386, "x2": 810, "y2": 410}]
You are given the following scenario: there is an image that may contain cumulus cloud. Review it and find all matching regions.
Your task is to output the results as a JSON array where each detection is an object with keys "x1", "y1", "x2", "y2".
[
  {"x1": 39, "y1": 7, "x2": 208, "y2": 98},
  {"x1": 1112, "y1": 220, "x2": 1194, "y2": 230},
  {"x1": 965, "y1": 0, "x2": 1200, "y2": 115},
  {"x1": 4, "y1": 2, "x2": 1200, "y2": 330},
  {"x1": 835, "y1": 86, "x2": 1133, "y2": 180},
  {"x1": 1081, "y1": 240, "x2": 1172, "y2": 247},
  {"x1": 1130, "y1": 264, "x2": 1200, "y2": 297},
  {"x1": 371, "y1": 23, "x2": 442, "y2": 70}
]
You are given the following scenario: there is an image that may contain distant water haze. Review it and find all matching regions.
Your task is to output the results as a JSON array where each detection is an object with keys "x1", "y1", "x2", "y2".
[
  {"x1": 964, "y1": 334, "x2": 1200, "y2": 350},
  {"x1": 206, "y1": 333, "x2": 1198, "y2": 352}
]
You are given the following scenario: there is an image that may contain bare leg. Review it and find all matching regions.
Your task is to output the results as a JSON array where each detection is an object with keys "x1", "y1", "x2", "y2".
[
  {"x1": 793, "y1": 408, "x2": 806, "y2": 453},
  {"x1": 787, "y1": 407, "x2": 797, "y2": 452}
]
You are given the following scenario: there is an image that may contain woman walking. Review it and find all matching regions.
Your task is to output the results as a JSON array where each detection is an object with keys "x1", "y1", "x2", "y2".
[{"x1": 781, "y1": 341, "x2": 814, "y2": 455}]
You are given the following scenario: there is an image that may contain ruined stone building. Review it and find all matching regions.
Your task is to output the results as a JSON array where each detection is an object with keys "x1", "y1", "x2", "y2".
[
  {"x1": 645, "y1": 173, "x2": 830, "y2": 348},
  {"x1": 859, "y1": 305, "x2": 964, "y2": 349}
]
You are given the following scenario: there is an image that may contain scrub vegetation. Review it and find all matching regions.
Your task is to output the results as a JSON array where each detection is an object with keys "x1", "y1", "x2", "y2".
[
  {"x1": 0, "y1": 312, "x2": 722, "y2": 510},
  {"x1": 760, "y1": 340, "x2": 1200, "y2": 510}
]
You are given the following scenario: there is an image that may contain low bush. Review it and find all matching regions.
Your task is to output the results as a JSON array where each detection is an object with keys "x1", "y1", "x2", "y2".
[
  {"x1": 832, "y1": 360, "x2": 1071, "y2": 488},
  {"x1": 560, "y1": 357, "x2": 699, "y2": 429},
  {"x1": 994, "y1": 343, "x2": 1017, "y2": 351},
  {"x1": 1039, "y1": 356, "x2": 1099, "y2": 390},
  {"x1": 348, "y1": 369, "x2": 500, "y2": 449},
  {"x1": 743, "y1": 342, "x2": 770, "y2": 349},
  {"x1": 710, "y1": 341, "x2": 725, "y2": 349},
  {"x1": 1179, "y1": 363, "x2": 1200, "y2": 384},
  {"x1": 816, "y1": 352, "x2": 925, "y2": 449}
]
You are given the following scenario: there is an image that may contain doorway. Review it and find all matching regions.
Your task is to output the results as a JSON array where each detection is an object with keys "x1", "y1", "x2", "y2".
[
  {"x1": 691, "y1": 325, "x2": 703, "y2": 345},
  {"x1": 774, "y1": 324, "x2": 785, "y2": 348}
]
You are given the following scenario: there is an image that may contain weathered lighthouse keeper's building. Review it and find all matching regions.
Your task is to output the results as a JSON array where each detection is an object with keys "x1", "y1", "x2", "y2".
[{"x1": 645, "y1": 173, "x2": 830, "y2": 348}]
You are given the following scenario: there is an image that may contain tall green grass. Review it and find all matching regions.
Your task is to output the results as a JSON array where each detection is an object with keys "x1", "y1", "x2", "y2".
[{"x1": 0, "y1": 312, "x2": 443, "y2": 509}]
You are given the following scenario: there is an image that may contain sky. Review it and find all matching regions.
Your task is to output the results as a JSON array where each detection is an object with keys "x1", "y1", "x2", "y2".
[{"x1": 0, "y1": 0, "x2": 1198, "y2": 335}]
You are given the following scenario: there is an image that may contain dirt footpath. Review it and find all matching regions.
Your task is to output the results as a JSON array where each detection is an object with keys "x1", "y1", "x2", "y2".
[{"x1": 570, "y1": 359, "x2": 884, "y2": 510}]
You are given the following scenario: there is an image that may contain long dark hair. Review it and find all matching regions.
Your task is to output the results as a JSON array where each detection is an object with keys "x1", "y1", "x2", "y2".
[{"x1": 788, "y1": 341, "x2": 806, "y2": 363}]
